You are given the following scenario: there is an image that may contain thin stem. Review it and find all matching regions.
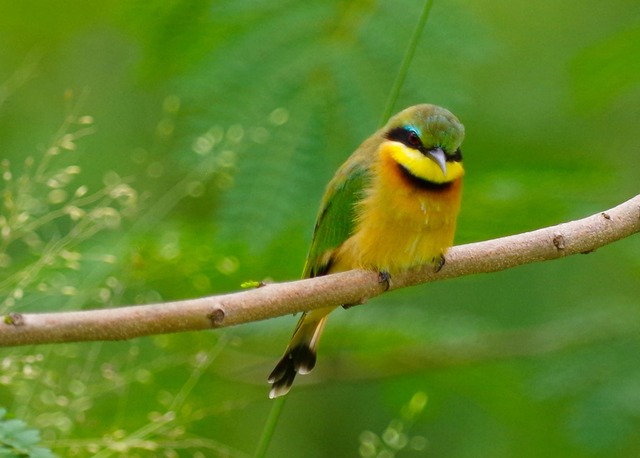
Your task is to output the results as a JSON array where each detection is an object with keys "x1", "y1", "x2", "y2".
[
  {"x1": 380, "y1": 0, "x2": 435, "y2": 125},
  {"x1": 254, "y1": 397, "x2": 287, "y2": 458}
]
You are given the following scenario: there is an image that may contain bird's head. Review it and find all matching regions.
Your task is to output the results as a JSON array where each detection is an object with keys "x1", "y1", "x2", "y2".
[{"x1": 382, "y1": 104, "x2": 465, "y2": 186}]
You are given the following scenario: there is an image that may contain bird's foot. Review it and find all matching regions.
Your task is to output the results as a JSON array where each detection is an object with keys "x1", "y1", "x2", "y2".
[
  {"x1": 378, "y1": 270, "x2": 391, "y2": 291},
  {"x1": 342, "y1": 270, "x2": 390, "y2": 309},
  {"x1": 433, "y1": 254, "x2": 445, "y2": 273}
]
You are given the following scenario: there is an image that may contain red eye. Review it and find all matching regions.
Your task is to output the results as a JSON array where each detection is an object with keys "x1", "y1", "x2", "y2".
[{"x1": 407, "y1": 130, "x2": 421, "y2": 147}]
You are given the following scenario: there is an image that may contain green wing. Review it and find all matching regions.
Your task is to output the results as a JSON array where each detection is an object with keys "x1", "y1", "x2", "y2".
[{"x1": 302, "y1": 162, "x2": 369, "y2": 279}]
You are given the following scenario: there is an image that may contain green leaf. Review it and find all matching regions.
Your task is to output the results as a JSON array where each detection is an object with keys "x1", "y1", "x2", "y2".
[{"x1": 0, "y1": 409, "x2": 57, "y2": 458}]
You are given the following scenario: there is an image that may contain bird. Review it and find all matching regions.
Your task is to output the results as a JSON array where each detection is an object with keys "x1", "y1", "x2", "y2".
[{"x1": 268, "y1": 104, "x2": 465, "y2": 398}]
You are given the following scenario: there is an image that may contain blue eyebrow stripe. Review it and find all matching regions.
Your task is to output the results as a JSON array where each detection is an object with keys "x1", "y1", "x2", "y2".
[{"x1": 406, "y1": 125, "x2": 421, "y2": 136}]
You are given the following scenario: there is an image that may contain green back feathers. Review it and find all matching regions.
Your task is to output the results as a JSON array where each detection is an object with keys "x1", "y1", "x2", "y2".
[
  {"x1": 302, "y1": 160, "x2": 370, "y2": 278},
  {"x1": 302, "y1": 127, "x2": 386, "y2": 278}
]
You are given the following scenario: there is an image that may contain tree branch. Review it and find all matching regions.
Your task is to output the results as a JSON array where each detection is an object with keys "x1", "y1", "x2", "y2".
[{"x1": 2, "y1": 194, "x2": 639, "y2": 347}]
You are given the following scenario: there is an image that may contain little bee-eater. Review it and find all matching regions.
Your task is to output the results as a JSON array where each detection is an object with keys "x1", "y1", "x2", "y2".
[{"x1": 268, "y1": 104, "x2": 465, "y2": 398}]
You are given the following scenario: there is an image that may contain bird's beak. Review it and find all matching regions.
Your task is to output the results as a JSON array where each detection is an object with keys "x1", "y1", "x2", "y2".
[{"x1": 426, "y1": 147, "x2": 447, "y2": 175}]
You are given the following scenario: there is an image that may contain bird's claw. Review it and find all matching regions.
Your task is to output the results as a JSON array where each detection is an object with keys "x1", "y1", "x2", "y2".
[
  {"x1": 433, "y1": 255, "x2": 445, "y2": 273},
  {"x1": 343, "y1": 271, "x2": 390, "y2": 309},
  {"x1": 378, "y1": 270, "x2": 391, "y2": 291}
]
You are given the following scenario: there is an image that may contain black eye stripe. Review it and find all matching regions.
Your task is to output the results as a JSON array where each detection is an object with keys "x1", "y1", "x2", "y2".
[
  {"x1": 385, "y1": 127, "x2": 463, "y2": 162},
  {"x1": 385, "y1": 127, "x2": 424, "y2": 152}
]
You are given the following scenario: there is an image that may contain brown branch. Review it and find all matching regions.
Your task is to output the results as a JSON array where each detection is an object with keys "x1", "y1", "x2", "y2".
[{"x1": 1, "y1": 194, "x2": 639, "y2": 347}]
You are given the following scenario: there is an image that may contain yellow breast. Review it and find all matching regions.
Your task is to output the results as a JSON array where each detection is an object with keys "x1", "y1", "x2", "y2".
[{"x1": 331, "y1": 142, "x2": 463, "y2": 273}]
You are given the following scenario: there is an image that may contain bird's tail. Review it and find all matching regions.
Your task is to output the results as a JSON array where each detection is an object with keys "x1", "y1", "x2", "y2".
[{"x1": 268, "y1": 306, "x2": 334, "y2": 398}]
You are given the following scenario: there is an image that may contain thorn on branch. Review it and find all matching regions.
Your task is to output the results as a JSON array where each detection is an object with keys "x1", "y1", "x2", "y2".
[
  {"x1": 208, "y1": 307, "x2": 225, "y2": 326},
  {"x1": 552, "y1": 234, "x2": 566, "y2": 251}
]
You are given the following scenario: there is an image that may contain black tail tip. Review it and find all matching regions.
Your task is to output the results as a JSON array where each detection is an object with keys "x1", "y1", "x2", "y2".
[{"x1": 268, "y1": 345, "x2": 317, "y2": 398}]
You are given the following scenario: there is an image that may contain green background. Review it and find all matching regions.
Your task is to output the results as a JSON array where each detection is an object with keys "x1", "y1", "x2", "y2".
[{"x1": 1, "y1": 0, "x2": 639, "y2": 456}]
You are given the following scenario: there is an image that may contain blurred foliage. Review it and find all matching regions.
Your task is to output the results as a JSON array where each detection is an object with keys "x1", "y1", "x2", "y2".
[
  {"x1": 0, "y1": 408, "x2": 55, "y2": 457},
  {"x1": 0, "y1": 0, "x2": 639, "y2": 457}
]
